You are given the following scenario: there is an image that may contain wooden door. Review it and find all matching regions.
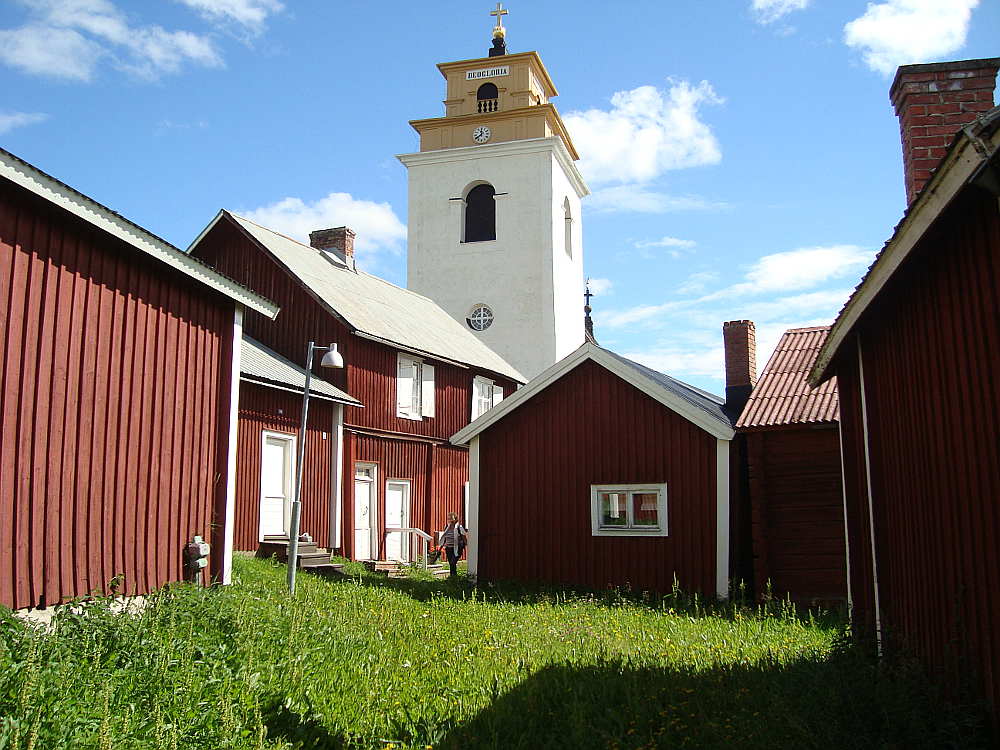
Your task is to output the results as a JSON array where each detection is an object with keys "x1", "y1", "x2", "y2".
[
  {"x1": 354, "y1": 464, "x2": 376, "y2": 560},
  {"x1": 260, "y1": 432, "x2": 295, "y2": 540},
  {"x1": 385, "y1": 479, "x2": 410, "y2": 562}
]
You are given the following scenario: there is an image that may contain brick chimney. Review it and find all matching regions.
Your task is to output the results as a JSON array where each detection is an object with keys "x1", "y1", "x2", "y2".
[
  {"x1": 891, "y1": 57, "x2": 1000, "y2": 205},
  {"x1": 309, "y1": 226, "x2": 356, "y2": 271},
  {"x1": 723, "y1": 320, "x2": 757, "y2": 415}
]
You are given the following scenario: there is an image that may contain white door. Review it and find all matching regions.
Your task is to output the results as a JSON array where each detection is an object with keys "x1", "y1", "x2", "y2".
[
  {"x1": 354, "y1": 464, "x2": 376, "y2": 560},
  {"x1": 385, "y1": 480, "x2": 410, "y2": 562},
  {"x1": 260, "y1": 432, "x2": 295, "y2": 540}
]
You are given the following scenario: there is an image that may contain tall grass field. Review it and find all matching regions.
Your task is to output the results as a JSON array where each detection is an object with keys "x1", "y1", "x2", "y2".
[{"x1": 0, "y1": 557, "x2": 990, "y2": 749}]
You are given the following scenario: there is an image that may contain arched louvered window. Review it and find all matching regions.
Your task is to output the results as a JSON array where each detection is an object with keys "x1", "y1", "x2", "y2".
[
  {"x1": 477, "y1": 83, "x2": 499, "y2": 113},
  {"x1": 464, "y1": 184, "x2": 496, "y2": 242}
]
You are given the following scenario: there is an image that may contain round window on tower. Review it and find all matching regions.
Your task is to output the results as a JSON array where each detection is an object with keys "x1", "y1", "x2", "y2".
[{"x1": 467, "y1": 304, "x2": 494, "y2": 332}]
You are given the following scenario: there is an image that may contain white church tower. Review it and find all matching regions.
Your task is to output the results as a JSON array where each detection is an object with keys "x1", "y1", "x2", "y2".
[{"x1": 398, "y1": 4, "x2": 588, "y2": 381}]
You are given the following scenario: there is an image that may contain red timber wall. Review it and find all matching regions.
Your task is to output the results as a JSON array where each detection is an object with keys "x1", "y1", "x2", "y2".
[
  {"x1": 477, "y1": 359, "x2": 720, "y2": 594},
  {"x1": 341, "y1": 431, "x2": 469, "y2": 559},
  {"x1": 834, "y1": 187, "x2": 1000, "y2": 714},
  {"x1": 0, "y1": 180, "x2": 235, "y2": 610},
  {"x1": 193, "y1": 217, "x2": 516, "y2": 555},
  {"x1": 745, "y1": 426, "x2": 846, "y2": 603},
  {"x1": 234, "y1": 383, "x2": 336, "y2": 551}
]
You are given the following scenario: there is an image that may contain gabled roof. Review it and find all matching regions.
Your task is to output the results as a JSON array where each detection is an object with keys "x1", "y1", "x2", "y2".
[
  {"x1": 241, "y1": 336, "x2": 361, "y2": 406},
  {"x1": 451, "y1": 342, "x2": 735, "y2": 446},
  {"x1": 190, "y1": 211, "x2": 525, "y2": 383},
  {"x1": 0, "y1": 148, "x2": 278, "y2": 319},
  {"x1": 810, "y1": 106, "x2": 1000, "y2": 385},
  {"x1": 738, "y1": 326, "x2": 838, "y2": 430}
]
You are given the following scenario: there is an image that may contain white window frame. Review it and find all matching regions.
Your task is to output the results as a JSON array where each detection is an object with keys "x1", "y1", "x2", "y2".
[
  {"x1": 471, "y1": 375, "x2": 504, "y2": 420},
  {"x1": 590, "y1": 483, "x2": 668, "y2": 537},
  {"x1": 397, "y1": 353, "x2": 435, "y2": 420}
]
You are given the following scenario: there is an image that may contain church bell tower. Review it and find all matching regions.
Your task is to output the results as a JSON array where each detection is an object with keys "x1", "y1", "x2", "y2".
[{"x1": 398, "y1": 4, "x2": 588, "y2": 381}]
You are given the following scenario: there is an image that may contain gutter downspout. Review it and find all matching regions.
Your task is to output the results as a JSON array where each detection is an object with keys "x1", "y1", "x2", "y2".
[{"x1": 857, "y1": 334, "x2": 883, "y2": 654}]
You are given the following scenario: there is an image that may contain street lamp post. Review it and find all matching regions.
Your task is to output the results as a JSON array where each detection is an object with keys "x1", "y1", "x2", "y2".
[{"x1": 288, "y1": 340, "x2": 344, "y2": 594}]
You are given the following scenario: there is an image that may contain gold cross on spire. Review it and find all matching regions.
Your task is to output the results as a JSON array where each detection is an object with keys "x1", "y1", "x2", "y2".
[{"x1": 490, "y1": 2, "x2": 508, "y2": 33}]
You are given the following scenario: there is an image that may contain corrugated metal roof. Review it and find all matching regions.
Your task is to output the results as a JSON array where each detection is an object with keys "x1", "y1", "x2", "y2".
[
  {"x1": 602, "y1": 349, "x2": 733, "y2": 431},
  {"x1": 241, "y1": 336, "x2": 360, "y2": 405},
  {"x1": 737, "y1": 326, "x2": 839, "y2": 429},
  {"x1": 224, "y1": 212, "x2": 526, "y2": 383}
]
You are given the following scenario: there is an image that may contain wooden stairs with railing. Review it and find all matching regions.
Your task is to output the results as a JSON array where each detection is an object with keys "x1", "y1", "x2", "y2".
[{"x1": 257, "y1": 534, "x2": 345, "y2": 578}]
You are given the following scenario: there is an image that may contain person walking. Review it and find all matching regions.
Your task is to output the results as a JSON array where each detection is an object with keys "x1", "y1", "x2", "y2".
[{"x1": 439, "y1": 512, "x2": 467, "y2": 578}]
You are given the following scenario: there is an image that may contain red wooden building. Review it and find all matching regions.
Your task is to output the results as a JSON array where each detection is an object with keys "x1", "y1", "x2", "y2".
[
  {"x1": 0, "y1": 148, "x2": 278, "y2": 610},
  {"x1": 189, "y1": 212, "x2": 523, "y2": 561},
  {"x1": 451, "y1": 342, "x2": 736, "y2": 598},
  {"x1": 737, "y1": 326, "x2": 845, "y2": 603},
  {"x1": 809, "y1": 59, "x2": 1000, "y2": 716}
]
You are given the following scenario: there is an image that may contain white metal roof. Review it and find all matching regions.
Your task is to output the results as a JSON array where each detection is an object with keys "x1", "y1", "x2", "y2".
[
  {"x1": 241, "y1": 336, "x2": 360, "y2": 405},
  {"x1": 451, "y1": 342, "x2": 735, "y2": 446},
  {"x1": 0, "y1": 148, "x2": 278, "y2": 319},
  {"x1": 194, "y1": 211, "x2": 525, "y2": 383}
]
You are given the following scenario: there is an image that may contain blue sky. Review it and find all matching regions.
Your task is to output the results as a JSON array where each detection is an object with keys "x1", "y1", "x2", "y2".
[{"x1": 2, "y1": 0, "x2": 997, "y2": 393}]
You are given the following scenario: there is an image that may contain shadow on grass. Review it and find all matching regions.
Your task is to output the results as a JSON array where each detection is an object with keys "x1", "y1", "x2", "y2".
[
  {"x1": 262, "y1": 698, "x2": 348, "y2": 749},
  {"x1": 328, "y1": 567, "x2": 845, "y2": 626},
  {"x1": 434, "y1": 652, "x2": 992, "y2": 750}
]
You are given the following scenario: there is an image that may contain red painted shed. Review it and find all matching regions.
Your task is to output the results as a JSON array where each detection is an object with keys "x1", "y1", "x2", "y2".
[
  {"x1": 737, "y1": 326, "x2": 845, "y2": 603},
  {"x1": 452, "y1": 343, "x2": 735, "y2": 598},
  {"x1": 189, "y1": 212, "x2": 523, "y2": 563},
  {"x1": 810, "y1": 60, "x2": 1000, "y2": 717},
  {"x1": 0, "y1": 148, "x2": 277, "y2": 610}
]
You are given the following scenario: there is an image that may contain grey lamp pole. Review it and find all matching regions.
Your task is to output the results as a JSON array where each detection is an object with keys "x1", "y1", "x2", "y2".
[{"x1": 288, "y1": 340, "x2": 344, "y2": 595}]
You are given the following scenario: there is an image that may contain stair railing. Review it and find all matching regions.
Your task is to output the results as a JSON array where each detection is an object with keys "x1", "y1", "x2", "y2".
[{"x1": 384, "y1": 528, "x2": 433, "y2": 569}]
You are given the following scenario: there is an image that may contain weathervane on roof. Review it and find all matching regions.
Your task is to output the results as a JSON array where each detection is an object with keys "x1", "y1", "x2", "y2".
[
  {"x1": 584, "y1": 279, "x2": 597, "y2": 344},
  {"x1": 489, "y1": 2, "x2": 508, "y2": 57}
]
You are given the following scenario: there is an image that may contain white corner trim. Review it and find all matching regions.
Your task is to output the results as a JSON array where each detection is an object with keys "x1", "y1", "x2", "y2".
[
  {"x1": 716, "y1": 439, "x2": 730, "y2": 600},
  {"x1": 811, "y1": 129, "x2": 997, "y2": 385},
  {"x1": 331, "y1": 404, "x2": 345, "y2": 550},
  {"x1": 450, "y1": 342, "x2": 734, "y2": 446},
  {"x1": 837, "y1": 418, "x2": 853, "y2": 613},
  {"x1": 0, "y1": 156, "x2": 278, "y2": 319},
  {"x1": 221, "y1": 306, "x2": 243, "y2": 585},
  {"x1": 467, "y1": 436, "x2": 481, "y2": 578},
  {"x1": 857, "y1": 335, "x2": 882, "y2": 653}
]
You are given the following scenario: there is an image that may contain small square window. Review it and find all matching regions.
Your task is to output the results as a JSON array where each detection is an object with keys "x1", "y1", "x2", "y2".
[{"x1": 590, "y1": 484, "x2": 668, "y2": 537}]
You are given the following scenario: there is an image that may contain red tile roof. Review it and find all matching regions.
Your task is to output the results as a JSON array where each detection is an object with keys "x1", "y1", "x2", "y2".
[{"x1": 737, "y1": 326, "x2": 839, "y2": 429}]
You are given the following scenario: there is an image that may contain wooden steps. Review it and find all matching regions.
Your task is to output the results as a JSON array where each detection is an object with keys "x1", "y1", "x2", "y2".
[{"x1": 257, "y1": 534, "x2": 345, "y2": 578}]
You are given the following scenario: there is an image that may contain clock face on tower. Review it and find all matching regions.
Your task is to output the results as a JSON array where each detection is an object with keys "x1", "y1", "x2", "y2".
[{"x1": 472, "y1": 125, "x2": 492, "y2": 144}]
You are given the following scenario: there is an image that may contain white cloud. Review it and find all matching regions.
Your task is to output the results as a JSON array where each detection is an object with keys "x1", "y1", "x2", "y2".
[
  {"x1": 174, "y1": 0, "x2": 284, "y2": 34},
  {"x1": 0, "y1": 0, "x2": 223, "y2": 81},
  {"x1": 621, "y1": 345, "x2": 724, "y2": 380},
  {"x1": 752, "y1": 0, "x2": 810, "y2": 25},
  {"x1": 587, "y1": 278, "x2": 613, "y2": 295},
  {"x1": 599, "y1": 244, "x2": 872, "y2": 331},
  {"x1": 676, "y1": 271, "x2": 719, "y2": 295},
  {"x1": 0, "y1": 24, "x2": 102, "y2": 80},
  {"x1": 844, "y1": 0, "x2": 980, "y2": 75},
  {"x1": 0, "y1": 111, "x2": 48, "y2": 134},
  {"x1": 635, "y1": 236, "x2": 696, "y2": 249},
  {"x1": 587, "y1": 185, "x2": 725, "y2": 214},
  {"x1": 242, "y1": 192, "x2": 407, "y2": 264},
  {"x1": 565, "y1": 80, "x2": 723, "y2": 186}
]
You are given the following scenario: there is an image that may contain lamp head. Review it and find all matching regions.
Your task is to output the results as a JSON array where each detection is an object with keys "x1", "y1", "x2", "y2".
[{"x1": 320, "y1": 342, "x2": 344, "y2": 368}]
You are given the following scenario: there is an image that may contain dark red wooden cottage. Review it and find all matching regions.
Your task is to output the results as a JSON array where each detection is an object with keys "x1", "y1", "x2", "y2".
[
  {"x1": 0, "y1": 148, "x2": 278, "y2": 610},
  {"x1": 809, "y1": 59, "x2": 1000, "y2": 717},
  {"x1": 451, "y1": 342, "x2": 736, "y2": 598},
  {"x1": 189, "y1": 212, "x2": 523, "y2": 562},
  {"x1": 737, "y1": 325, "x2": 845, "y2": 603}
]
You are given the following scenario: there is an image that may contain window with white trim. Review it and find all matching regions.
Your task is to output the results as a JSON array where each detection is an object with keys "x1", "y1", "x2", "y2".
[
  {"x1": 397, "y1": 353, "x2": 435, "y2": 420},
  {"x1": 590, "y1": 483, "x2": 668, "y2": 537},
  {"x1": 471, "y1": 375, "x2": 504, "y2": 420}
]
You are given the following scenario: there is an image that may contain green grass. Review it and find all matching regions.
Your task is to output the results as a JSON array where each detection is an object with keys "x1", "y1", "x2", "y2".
[{"x1": 0, "y1": 557, "x2": 990, "y2": 749}]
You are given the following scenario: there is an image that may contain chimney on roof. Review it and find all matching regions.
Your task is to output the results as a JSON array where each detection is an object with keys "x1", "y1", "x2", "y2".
[
  {"x1": 723, "y1": 320, "x2": 757, "y2": 415},
  {"x1": 309, "y1": 226, "x2": 356, "y2": 271},
  {"x1": 891, "y1": 57, "x2": 1000, "y2": 205}
]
